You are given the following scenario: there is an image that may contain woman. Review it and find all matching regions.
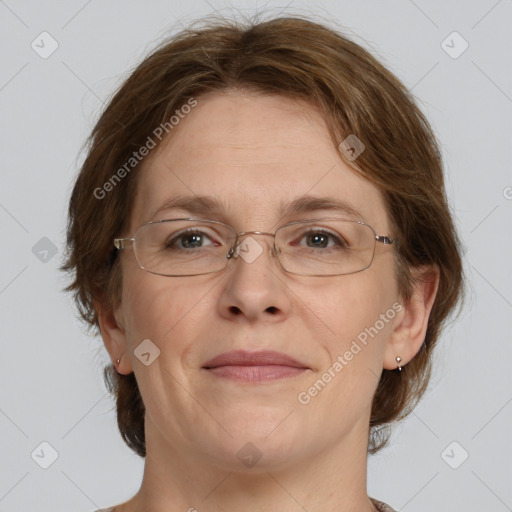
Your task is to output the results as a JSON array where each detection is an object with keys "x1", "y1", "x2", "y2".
[{"x1": 63, "y1": 15, "x2": 464, "y2": 512}]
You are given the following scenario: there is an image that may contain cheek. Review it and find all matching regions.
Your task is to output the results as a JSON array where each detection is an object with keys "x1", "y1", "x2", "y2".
[
  {"x1": 293, "y1": 271, "x2": 399, "y2": 422},
  {"x1": 120, "y1": 268, "x2": 224, "y2": 369},
  {"x1": 314, "y1": 267, "x2": 398, "y2": 362},
  {"x1": 121, "y1": 271, "x2": 193, "y2": 348}
]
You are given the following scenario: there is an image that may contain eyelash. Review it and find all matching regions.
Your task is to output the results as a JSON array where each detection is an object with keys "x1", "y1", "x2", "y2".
[{"x1": 165, "y1": 228, "x2": 347, "y2": 250}]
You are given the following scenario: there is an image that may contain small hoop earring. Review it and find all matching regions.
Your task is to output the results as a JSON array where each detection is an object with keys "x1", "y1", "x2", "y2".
[{"x1": 396, "y1": 356, "x2": 402, "y2": 371}]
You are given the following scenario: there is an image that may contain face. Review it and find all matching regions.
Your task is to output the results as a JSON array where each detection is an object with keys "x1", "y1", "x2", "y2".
[{"x1": 112, "y1": 90, "x2": 402, "y2": 471}]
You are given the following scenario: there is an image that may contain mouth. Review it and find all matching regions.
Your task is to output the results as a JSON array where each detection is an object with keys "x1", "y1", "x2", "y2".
[{"x1": 202, "y1": 349, "x2": 310, "y2": 383}]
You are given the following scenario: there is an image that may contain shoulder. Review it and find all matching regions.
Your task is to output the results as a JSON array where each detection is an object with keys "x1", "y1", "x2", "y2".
[
  {"x1": 93, "y1": 508, "x2": 116, "y2": 512},
  {"x1": 370, "y1": 497, "x2": 397, "y2": 512}
]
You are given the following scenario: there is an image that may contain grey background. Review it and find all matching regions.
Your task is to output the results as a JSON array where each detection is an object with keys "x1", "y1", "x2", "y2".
[{"x1": 1, "y1": 0, "x2": 511, "y2": 511}]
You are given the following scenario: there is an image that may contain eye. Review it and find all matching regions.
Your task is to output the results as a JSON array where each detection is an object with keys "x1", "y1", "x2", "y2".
[
  {"x1": 296, "y1": 228, "x2": 348, "y2": 249},
  {"x1": 165, "y1": 229, "x2": 218, "y2": 250}
]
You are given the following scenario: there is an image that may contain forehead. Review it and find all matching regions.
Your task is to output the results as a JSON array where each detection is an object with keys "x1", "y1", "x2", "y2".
[{"x1": 130, "y1": 90, "x2": 389, "y2": 232}]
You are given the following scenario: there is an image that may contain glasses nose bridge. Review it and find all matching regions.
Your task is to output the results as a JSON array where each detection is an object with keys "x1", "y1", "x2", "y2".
[
  {"x1": 232, "y1": 230, "x2": 280, "y2": 258},
  {"x1": 236, "y1": 230, "x2": 275, "y2": 239}
]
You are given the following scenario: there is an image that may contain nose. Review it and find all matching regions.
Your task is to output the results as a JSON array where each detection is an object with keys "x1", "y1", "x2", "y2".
[
  {"x1": 217, "y1": 231, "x2": 291, "y2": 322},
  {"x1": 227, "y1": 231, "x2": 280, "y2": 264}
]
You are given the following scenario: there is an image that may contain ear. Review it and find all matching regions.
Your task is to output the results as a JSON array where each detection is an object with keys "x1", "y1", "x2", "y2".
[
  {"x1": 384, "y1": 264, "x2": 440, "y2": 370},
  {"x1": 94, "y1": 296, "x2": 133, "y2": 375}
]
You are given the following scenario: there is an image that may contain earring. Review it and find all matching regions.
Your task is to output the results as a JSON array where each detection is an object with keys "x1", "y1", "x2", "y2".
[
  {"x1": 396, "y1": 356, "x2": 402, "y2": 371},
  {"x1": 115, "y1": 358, "x2": 121, "y2": 373}
]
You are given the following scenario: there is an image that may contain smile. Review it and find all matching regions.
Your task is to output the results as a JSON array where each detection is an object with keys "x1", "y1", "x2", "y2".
[{"x1": 205, "y1": 365, "x2": 309, "y2": 382}]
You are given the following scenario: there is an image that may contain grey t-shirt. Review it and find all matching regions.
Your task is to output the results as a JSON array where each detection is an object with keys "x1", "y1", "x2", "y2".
[{"x1": 94, "y1": 498, "x2": 396, "y2": 511}]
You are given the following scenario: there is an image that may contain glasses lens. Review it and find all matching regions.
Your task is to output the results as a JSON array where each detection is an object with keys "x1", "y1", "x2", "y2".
[
  {"x1": 276, "y1": 219, "x2": 376, "y2": 276},
  {"x1": 133, "y1": 219, "x2": 236, "y2": 276}
]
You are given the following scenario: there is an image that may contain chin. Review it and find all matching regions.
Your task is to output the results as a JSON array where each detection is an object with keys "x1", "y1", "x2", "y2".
[
  {"x1": 213, "y1": 438, "x2": 306, "y2": 475},
  {"x1": 194, "y1": 420, "x2": 307, "y2": 472}
]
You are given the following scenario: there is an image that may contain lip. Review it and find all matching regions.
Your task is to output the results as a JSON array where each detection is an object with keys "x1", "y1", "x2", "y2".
[
  {"x1": 202, "y1": 349, "x2": 309, "y2": 369},
  {"x1": 202, "y1": 350, "x2": 310, "y2": 383}
]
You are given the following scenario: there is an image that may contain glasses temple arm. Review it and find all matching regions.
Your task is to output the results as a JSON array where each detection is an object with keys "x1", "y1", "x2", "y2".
[
  {"x1": 114, "y1": 237, "x2": 135, "y2": 250},
  {"x1": 375, "y1": 235, "x2": 394, "y2": 245}
]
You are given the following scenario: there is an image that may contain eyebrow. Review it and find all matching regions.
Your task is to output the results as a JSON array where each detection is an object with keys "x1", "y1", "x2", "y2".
[{"x1": 149, "y1": 194, "x2": 366, "y2": 223}]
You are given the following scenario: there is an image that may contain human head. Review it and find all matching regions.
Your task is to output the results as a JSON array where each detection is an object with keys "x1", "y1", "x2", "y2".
[{"x1": 62, "y1": 15, "x2": 464, "y2": 457}]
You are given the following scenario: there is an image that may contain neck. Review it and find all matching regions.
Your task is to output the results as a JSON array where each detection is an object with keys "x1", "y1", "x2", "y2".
[{"x1": 118, "y1": 413, "x2": 377, "y2": 512}]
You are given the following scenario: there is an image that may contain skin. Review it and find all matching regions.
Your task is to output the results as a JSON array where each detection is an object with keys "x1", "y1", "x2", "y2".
[{"x1": 97, "y1": 89, "x2": 439, "y2": 512}]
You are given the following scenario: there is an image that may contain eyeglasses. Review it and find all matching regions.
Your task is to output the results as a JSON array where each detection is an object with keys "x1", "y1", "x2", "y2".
[{"x1": 113, "y1": 217, "x2": 395, "y2": 277}]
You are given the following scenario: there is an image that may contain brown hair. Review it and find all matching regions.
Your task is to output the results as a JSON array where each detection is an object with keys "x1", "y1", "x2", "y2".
[{"x1": 62, "y1": 14, "x2": 465, "y2": 457}]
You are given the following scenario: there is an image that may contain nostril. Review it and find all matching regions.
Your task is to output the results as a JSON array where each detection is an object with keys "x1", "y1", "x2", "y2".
[{"x1": 266, "y1": 306, "x2": 278, "y2": 314}]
